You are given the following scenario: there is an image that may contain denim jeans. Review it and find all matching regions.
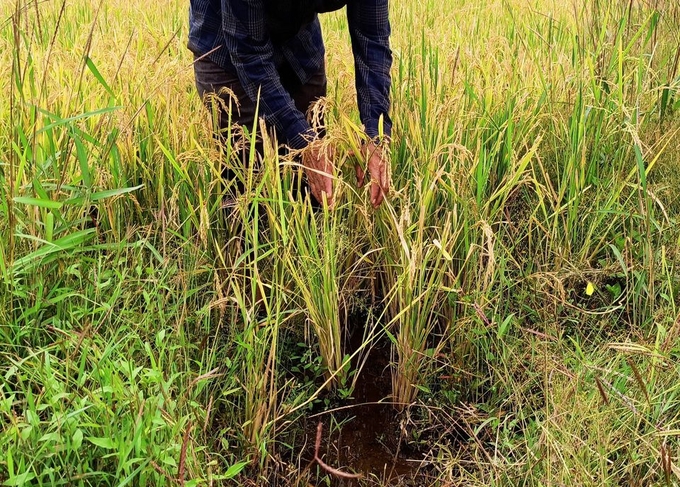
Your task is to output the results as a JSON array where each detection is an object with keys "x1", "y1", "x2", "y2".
[
  {"x1": 193, "y1": 56, "x2": 327, "y2": 198},
  {"x1": 193, "y1": 56, "x2": 326, "y2": 147}
]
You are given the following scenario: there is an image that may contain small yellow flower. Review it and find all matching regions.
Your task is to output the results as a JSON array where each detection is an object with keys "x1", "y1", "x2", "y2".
[{"x1": 586, "y1": 282, "x2": 595, "y2": 296}]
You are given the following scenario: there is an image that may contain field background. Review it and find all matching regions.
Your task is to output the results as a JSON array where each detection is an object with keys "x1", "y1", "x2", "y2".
[{"x1": 2, "y1": 0, "x2": 680, "y2": 485}]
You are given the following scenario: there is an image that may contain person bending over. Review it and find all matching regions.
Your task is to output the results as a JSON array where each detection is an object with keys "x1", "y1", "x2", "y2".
[{"x1": 188, "y1": 0, "x2": 392, "y2": 207}]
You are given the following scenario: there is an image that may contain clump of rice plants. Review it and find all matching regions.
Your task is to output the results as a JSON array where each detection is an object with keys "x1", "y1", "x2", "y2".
[{"x1": 2, "y1": 0, "x2": 680, "y2": 485}]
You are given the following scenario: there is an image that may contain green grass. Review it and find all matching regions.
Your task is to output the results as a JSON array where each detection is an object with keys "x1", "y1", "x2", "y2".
[{"x1": 2, "y1": 0, "x2": 680, "y2": 485}]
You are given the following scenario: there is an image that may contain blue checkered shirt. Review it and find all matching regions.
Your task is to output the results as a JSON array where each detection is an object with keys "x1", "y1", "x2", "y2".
[{"x1": 188, "y1": 0, "x2": 392, "y2": 149}]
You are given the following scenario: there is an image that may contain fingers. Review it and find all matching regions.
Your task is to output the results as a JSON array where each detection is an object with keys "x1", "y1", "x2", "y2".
[
  {"x1": 364, "y1": 143, "x2": 389, "y2": 208},
  {"x1": 370, "y1": 179, "x2": 383, "y2": 207},
  {"x1": 303, "y1": 142, "x2": 335, "y2": 208},
  {"x1": 322, "y1": 157, "x2": 334, "y2": 207},
  {"x1": 370, "y1": 163, "x2": 386, "y2": 207},
  {"x1": 355, "y1": 163, "x2": 365, "y2": 188},
  {"x1": 323, "y1": 152, "x2": 335, "y2": 207},
  {"x1": 303, "y1": 139, "x2": 390, "y2": 208},
  {"x1": 310, "y1": 173, "x2": 332, "y2": 207},
  {"x1": 309, "y1": 168, "x2": 333, "y2": 207},
  {"x1": 381, "y1": 154, "x2": 389, "y2": 193}
]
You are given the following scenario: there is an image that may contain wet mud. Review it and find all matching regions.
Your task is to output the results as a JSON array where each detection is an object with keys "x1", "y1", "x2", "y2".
[{"x1": 305, "y1": 328, "x2": 427, "y2": 486}]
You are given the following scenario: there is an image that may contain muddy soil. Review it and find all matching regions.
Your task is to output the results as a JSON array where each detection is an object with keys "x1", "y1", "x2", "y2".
[{"x1": 301, "y1": 329, "x2": 430, "y2": 486}]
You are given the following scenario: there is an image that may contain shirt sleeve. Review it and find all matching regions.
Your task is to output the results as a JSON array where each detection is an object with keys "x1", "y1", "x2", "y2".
[
  {"x1": 346, "y1": 0, "x2": 393, "y2": 141},
  {"x1": 221, "y1": 0, "x2": 317, "y2": 149}
]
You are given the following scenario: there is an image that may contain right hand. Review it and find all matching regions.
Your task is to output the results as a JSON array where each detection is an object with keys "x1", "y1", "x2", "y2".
[
  {"x1": 354, "y1": 141, "x2": 390, "y2": 208},
  {"x1": 302, "y1": 140, "x2": 335, "y2": 207}
]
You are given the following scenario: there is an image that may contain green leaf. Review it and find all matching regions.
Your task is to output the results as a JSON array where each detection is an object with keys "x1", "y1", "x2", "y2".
[
  {"x1": 45, "y1": 211, "x2": 54, "y2": 242},
  {"x1": 497, "y1": 314, "x2": 514, "y2": 338},
  {"x1": 90, "y1": 184, "x2": 144, "y2": 201},
  {"x1": 634, "y1": 143, "x2": 646, "y2": 190},
  {"x1": 6, "y1": 448, "x2": 13, "y2": 477},
  {"x1": 223, "y1": 461, "x2": 248, "y2": 479},
  {"x1": 72, "y1": 429, "x2": 83, "y2": 450},
  {"x1": 116, "y1": 459, "x2": 150, "y2": 487},
  {"x1": 86, "y1": 436, "x2": 116, "y2": 449},
  {"x1": 38, "y1": 432, "x2": 61, "y2": 443},
  {"x1": 13, "y1": 228, "x2": 97, "y2": 272},
  {"x1": 36, "y1": 106, "x2": 120, "y2": 134},
  {"x1": 3, "y1": 471, "x2": 36, "y2": 486},
  {"x1": 85, "y1": 56, "x2": 115, "y2": 97},
  {"x1": 13, "y1": 196, "x2": 63, "y2": 209},
  {"x1": 72, "y1": 131, "x2": 92, "y2": 188}
]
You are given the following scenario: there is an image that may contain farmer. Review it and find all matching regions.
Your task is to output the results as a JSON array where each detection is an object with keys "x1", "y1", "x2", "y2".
[{"x1": 188, "y1": 0, "x2": 392, "y2": 208}]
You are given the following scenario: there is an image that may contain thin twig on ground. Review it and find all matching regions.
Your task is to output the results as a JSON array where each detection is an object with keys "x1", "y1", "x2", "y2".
[{"x1": 314, "y1": 422, "x2": 362, "y2": 480}]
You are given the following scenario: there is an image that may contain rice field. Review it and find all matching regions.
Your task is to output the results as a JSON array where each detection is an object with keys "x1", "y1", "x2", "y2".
[{"x1": 1, "y1": 0, "x2": 680, "y2": 485}]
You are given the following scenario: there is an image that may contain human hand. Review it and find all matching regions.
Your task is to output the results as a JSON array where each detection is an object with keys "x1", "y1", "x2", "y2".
[
  {"x1": 354, "y1": 141, "x2": 390, "y2": 208},
  {"x1": 302, "y1": 140, "x2": 335, "y2": 207}
]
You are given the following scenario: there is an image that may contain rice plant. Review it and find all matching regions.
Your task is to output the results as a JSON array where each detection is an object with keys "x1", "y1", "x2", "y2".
[{"x1": 2, "y1": 0, "x2": 680, "y2": 485}]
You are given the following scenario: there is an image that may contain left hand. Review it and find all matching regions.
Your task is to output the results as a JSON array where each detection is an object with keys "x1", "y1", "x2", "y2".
[{"x1": 354, "y1": 141, "x2": 390, "y2": 208}]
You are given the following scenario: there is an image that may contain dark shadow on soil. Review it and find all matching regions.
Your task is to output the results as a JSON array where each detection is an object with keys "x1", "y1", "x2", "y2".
[{"x1": 300, "y1": 319, "x2": 430, "y2": 486}]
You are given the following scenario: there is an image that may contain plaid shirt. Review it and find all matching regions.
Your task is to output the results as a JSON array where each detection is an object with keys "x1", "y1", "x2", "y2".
[{"x1": 188, "y1": 0, "x2": 392, "y2": 149}]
